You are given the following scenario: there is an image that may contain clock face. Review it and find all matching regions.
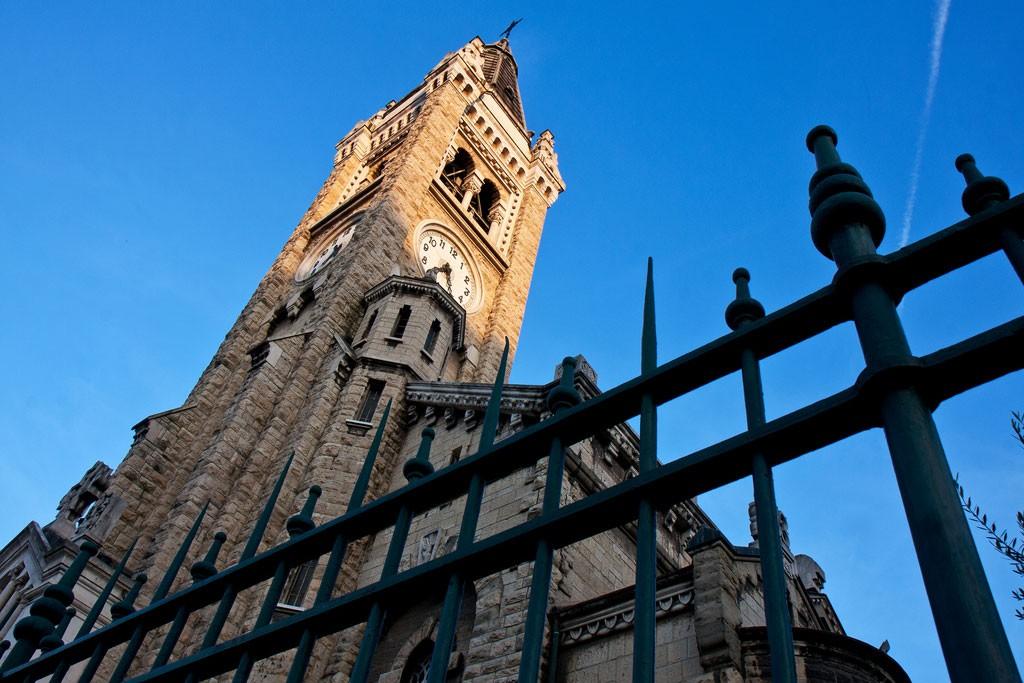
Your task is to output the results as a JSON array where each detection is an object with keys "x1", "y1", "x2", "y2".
[
  {"x1": 418, "y1": 228, "x2": 481, "y2": 311},
  {"x1": 296, "y1": 222, "x2": 357, "y2": 281}
]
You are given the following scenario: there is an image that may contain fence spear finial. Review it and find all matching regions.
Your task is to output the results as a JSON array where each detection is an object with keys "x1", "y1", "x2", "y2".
[
  {"x1": 241, "y1": 453, "x2": 294, "y2": 560},
  {"x1": 642, "y1": 257, "x2": 657, "y2": 376},
  {"x1": 479, "y1": 338, "x2": 510, "y2": 451},
  {"x1": 154, "y1": 501, "x2": 209, "y2": 600},
  {"x1": 349, "y1": 399, "x2": 391, "y2": 511}
]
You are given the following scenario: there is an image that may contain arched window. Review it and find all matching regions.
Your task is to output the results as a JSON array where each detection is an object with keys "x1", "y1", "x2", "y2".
[
  {"x1": 471, "y1": 180, "x2": 500, "y2": 232},
  {"x1": 441, "y1": 149, "x2": 474, "y2": 199},
  {"x1": 400, "y1": 640, "x2": 434, "y2": 683}
]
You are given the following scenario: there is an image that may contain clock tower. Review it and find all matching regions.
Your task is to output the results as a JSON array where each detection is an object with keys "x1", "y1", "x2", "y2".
[{"x1": 59, "y1": 34, "x2": 563, "y2": 676}]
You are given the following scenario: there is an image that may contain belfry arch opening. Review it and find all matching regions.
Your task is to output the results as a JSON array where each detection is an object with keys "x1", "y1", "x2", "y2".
[
  {"x1": 471, "y1": 179, "x2": 500, "y2": 231},
  {"x1": 441, "y1": 148, "x2": 474, "y2": 199}
]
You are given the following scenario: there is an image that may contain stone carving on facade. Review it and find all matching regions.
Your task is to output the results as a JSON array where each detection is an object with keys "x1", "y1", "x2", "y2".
[
  {"x1": 48, "y1": 462, "x2": 114, "y2": 540},
  {"x1": 748, "y1": 501, "x2": 791, "y2": 550}
]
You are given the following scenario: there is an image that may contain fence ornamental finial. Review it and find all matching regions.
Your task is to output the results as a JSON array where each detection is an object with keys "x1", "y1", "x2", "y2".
[
  {"x1": 725, "y1": 268, "x2": 766, "y2": 330},
  {"x1": 547, "y1": 357, "x2": 581, "y2": 413},
  {"x1": 805, "y1": 125, "x2": 885, "y2": 259},
  {"x1": 287, "y1": 486, "x2": 323, "y2": 537},
  {"x1": 955, "y1": 153, "x2": 1010, "y2": 216},
  {"x1": 191, "y1": 531, "x2": 228, "y2": 581},
  {"x1": 110, "y1": 573, "x2": 147, "y2": 619},
  {"x1": 403, "y1": 428, "x2": 436, "y2": 481}
]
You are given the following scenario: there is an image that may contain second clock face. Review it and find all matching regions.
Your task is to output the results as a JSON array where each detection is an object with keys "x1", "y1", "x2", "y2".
[
  {"x1": 296, "y1": 221, "x2": 358, "y2": 281},
  {"x1": 418, "y1": 228, "x2": 481, "y2": 311}
]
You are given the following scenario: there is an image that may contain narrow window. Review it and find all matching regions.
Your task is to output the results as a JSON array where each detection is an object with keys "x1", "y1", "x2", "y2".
[
  {"x1": 280, "y1": 559, "x2": 316, "y2": 607},
  {"x1": 362, "y1": 309, "x2": 378, "y2": 339},
  {"x1": 355, "y1": 380, "x2": 385, "y2": 423},
  {"x1": 391, "y1": 305, "x2": 412, "y2": 339},
  {"x1": 450, "y1": 446, "x2": 462, "y2": 466},
  {"x1": 423, "y1": 319, "x2": 441, "y2": 354}
]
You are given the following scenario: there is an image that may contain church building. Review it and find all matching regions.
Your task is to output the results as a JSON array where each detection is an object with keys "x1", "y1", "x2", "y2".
[{"x1": 0, "y1": 36, "x2": 908, "y2": 682}]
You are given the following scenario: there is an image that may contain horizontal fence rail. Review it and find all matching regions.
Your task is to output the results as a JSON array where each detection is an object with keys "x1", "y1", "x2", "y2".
[{"x1": 1, "y1": 127, "x2": 1021, "y2": 683}]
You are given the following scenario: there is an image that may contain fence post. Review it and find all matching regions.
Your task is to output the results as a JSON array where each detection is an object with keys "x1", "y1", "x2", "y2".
[
  {"x1": 517, "y1": 356, "x2": 580, "y2": 682},
  {"x1": 806, "y1": 124, "x2": 1020, "y2": 683}
]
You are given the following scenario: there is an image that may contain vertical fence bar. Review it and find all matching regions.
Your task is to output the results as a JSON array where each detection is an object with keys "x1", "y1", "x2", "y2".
[
  {"x1": 1, "y1": 540, "x2": 98, "y2": 672},
  {"x1": 954, "y1": 154, "x2": 1023, "y2": 283},
  {"x1": 137, "y1": 531, "x2": 227, "y2": 680},
  {"x1": 633, "y1": 258, "x2": 657, "y2": 683},
  {"x1": 77, "y1": 539, "x2": 136, "y2": 637},
  {"x1": 190, "y1": 454, "x2": 293, "y2": 671},
  {"x1": 285, "y1": 401, "x2": 392, "y2": 683},
  {"x1": 517, "y1": 357, "x2": 581, "y2": 682},
  {"x1": 232, "y1": 485, "x2": 321, "y2": 683},
  {"x1": 349, "y1": 428, "x2": 436, "y2": 683},
  {"x1": 726, "y1": 268, "x2": 797, "y2": 681},
  {"x1": 806, "y1": 125, "x2": 1020, "y2": 683},
  {"x1": 427, "y1": 339, "x2": 510, "y2": 683}
]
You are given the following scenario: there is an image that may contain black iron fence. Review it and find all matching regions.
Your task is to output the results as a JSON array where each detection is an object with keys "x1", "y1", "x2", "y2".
[{"x1": 1, "y1": 126, "x2": 1021, "y2": 682}]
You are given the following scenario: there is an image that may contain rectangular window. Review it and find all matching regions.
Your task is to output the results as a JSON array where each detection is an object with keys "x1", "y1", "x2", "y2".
[
  {"x1": 391, "y1": 305, "x2": 412, "y2": 339},
  {"x1": 280, "y1": 559, "x2": 316, "y2": 607},
  {"x1": 423, "y1": 319, "x2": 442, "y2": 354},
  {"x1": 362, "y1": 309, "x2": 378, "y2": 339},
  {"x1": 355, "y1": 380, "x2": 385, "y2": 423},
  {"x1": 450, "y1": 446, "x2": 462, "y2": 466}
]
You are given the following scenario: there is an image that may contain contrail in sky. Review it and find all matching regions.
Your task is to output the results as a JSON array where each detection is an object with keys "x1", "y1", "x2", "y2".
[{"x1": 899, "y1": 0, "x2": 952, "y2": 248}]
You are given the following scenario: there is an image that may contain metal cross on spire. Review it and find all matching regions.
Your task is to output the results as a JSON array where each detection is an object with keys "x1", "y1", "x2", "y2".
[{"x1": 499, "y1": 17, "x2": 522, "y2": 41}]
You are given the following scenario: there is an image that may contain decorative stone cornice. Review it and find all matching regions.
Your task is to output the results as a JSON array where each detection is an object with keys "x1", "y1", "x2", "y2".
[
  {"x1": 560, "y1": 581, "x2": 695, "y2": 646},
  {"x1": 406, "y1": 381, "x2": 547, "y2": 414},
  {"x1": 363, "y1": 275, "x2": 466, "y2": 349}
]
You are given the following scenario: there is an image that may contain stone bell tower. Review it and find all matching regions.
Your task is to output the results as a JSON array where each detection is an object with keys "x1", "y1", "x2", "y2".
[{"x1": 15, "y1": 34, "x2": 564, "y2": 669}]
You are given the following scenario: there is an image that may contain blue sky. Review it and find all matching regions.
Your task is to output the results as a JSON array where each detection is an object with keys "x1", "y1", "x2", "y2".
[{"x1": 1, "y1": 2, "x2": 1022, "y2": 679}]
